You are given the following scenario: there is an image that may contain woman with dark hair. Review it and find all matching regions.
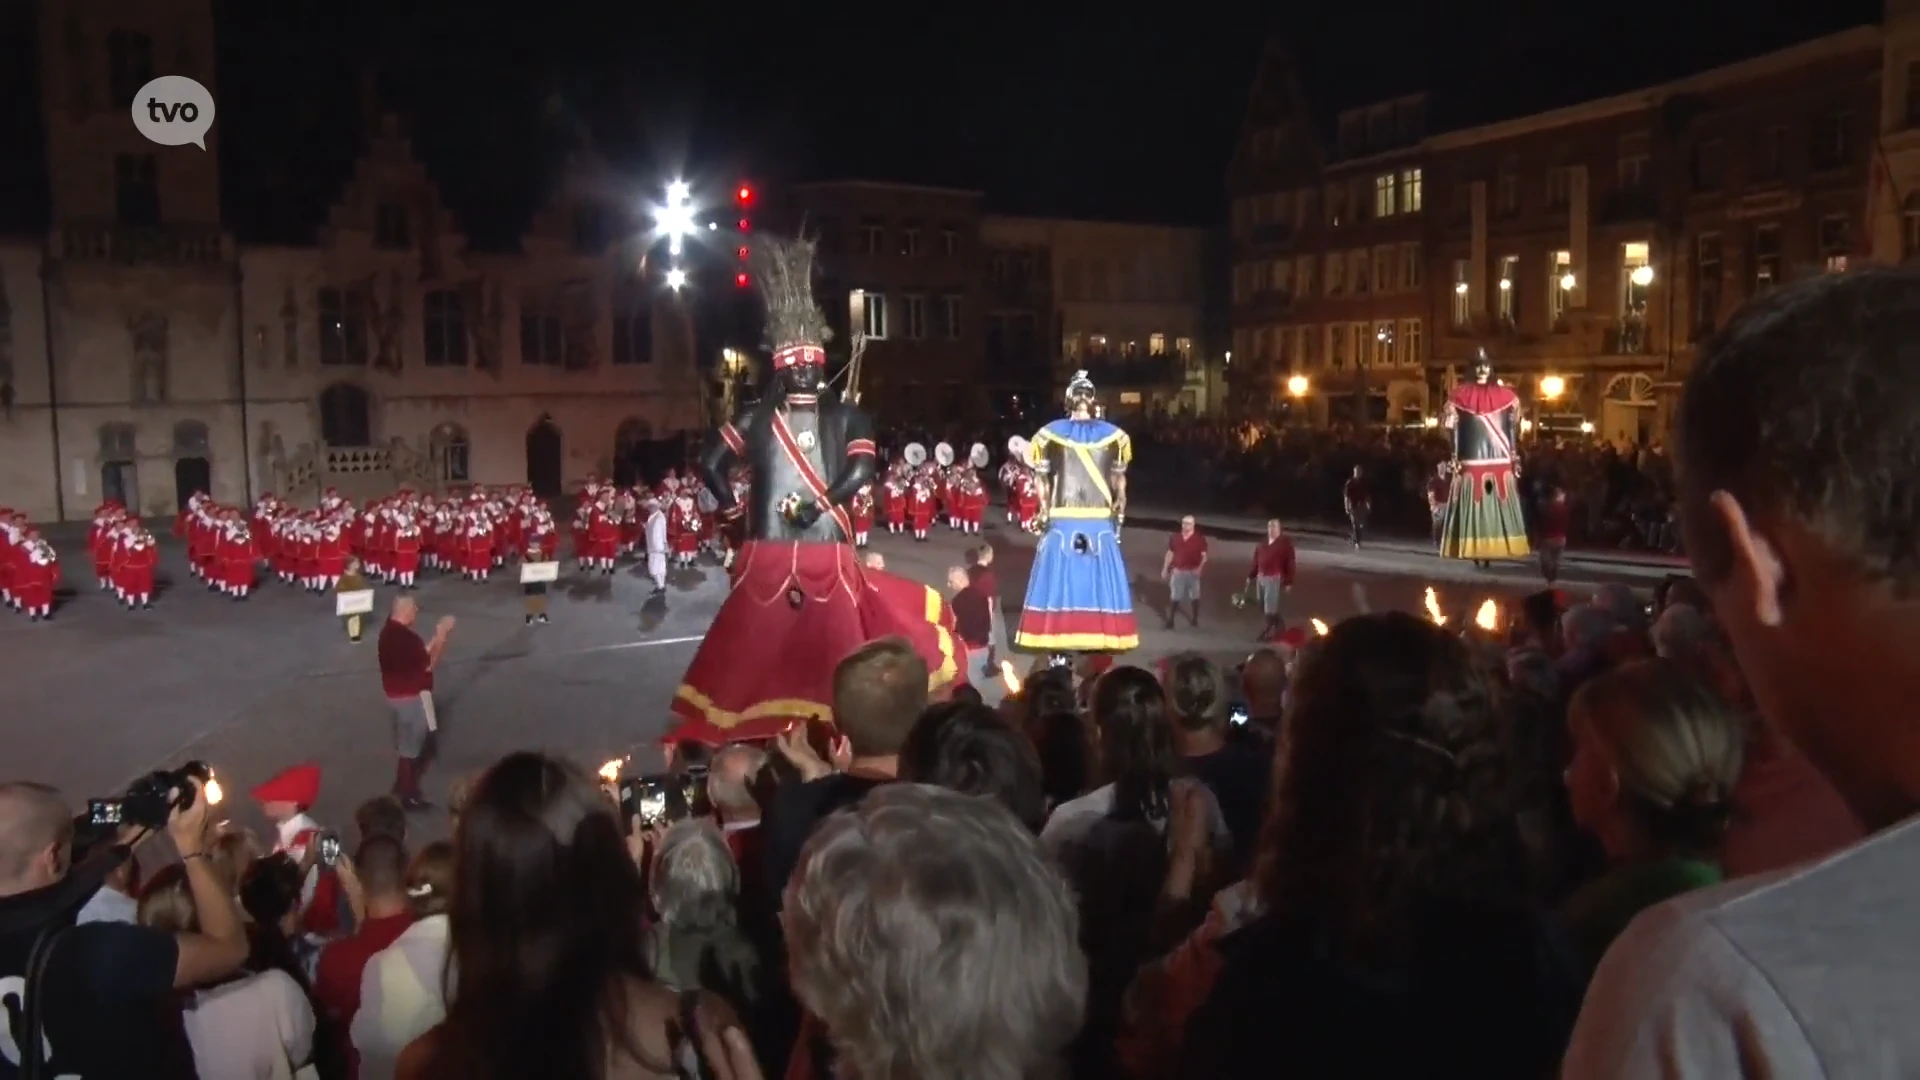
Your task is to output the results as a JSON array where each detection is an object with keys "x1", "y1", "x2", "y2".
[
  {"x1": 1043, "y1": 665, "x2": 1229, "y2": 1080},
  {"x1": 394, "y1": 752, "x2": 742, "y2": 1080},
  {"x1": 900, "y1": 700, "x2": 1048, "y2": 832},
  {"x1": 1175, "y1": 612, "x2": 1582, "y2": 1080}
]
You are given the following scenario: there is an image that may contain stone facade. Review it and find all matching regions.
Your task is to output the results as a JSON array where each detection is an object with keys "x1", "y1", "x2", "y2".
[{"x1": 2, "y1": 0, "x2": 696, "y2": 523}]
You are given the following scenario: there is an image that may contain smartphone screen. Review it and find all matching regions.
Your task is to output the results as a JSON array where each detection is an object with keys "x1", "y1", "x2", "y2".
[
  {"x1": 87, "y1": 800, "x2": 123, "y2": 828},
  {"x1": 1229, "y1": 706, "x2": 1249, "y2": 727},
  {"x1": 638, "y1": 791, "x2": 668, "y2": 827}
]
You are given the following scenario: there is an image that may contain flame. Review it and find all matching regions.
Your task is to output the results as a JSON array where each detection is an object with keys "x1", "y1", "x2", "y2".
[
  {"x1": 598, "y1": 758, "x2": 623, "y2": 783},
  {"x1": 1000, "y1": 661, "x2": 1022, "y2": 694},
  {"x1": 204, "y1": 778, "x2": 224, "y2": 806},
  {"x1": 1423, "y1": 586, "x2": 1447, "y2": 625},
  {"x1": 1475, "y1": 599, "x2": 1500, "y2": 631},
  {"x1": 1310, "y1": 617, "x2": 1329, "y2": 636}
]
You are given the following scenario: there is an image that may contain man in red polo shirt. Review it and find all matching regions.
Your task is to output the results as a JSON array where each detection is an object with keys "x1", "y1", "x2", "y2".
[
  {"x1": 1161, "y1": 515, "x2": 1208, "y2": 630},
  {"x1": 312, "y1": 834, "x2": 413, "y2": 1072},
  {"x1": 1247, "y1": 518, "x2": 1297, "y2": 641},
  {"x1": 377, "y1": 595, "x2": 454, "y2": 811},
  {"x1": 949, "y1": 565, "x2": 1002, "y2": 705}
]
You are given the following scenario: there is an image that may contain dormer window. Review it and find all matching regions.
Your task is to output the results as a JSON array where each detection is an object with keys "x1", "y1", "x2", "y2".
[{"x1": 375, "y1": 203, "x2": 410, "y2": 250}]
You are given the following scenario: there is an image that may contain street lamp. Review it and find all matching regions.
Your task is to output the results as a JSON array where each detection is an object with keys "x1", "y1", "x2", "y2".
[
  {"x1": 1559, "y1": 271, "x2": 1577, "y2": 291},
  {"x1": 1454, "y1": 281, "x2": 1468, "y2": 295},
  {"x1": 1630, "y1": 264, "x2": 1655, "y2": 287},
  {"x1": 1579, "y1": 420, "x2": 1596, "y2": 435},
  {"x1": 655, "y1": 180, "x2": 696, "y2": 258},
  {"x1": 665, "y1": 267, "x2": 687, "y2": 291},
  {"x1": 1538, "y1": 374, "x2": 1565, "y2": 400},
  {"x1": 1286, "y1": 374, "x2": 1309, "y2": 397}
]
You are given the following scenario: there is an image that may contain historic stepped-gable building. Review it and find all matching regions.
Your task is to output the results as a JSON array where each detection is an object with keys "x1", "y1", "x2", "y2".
[{"x1": 0, "y1": 0, "x2": 696, "y2": 524}]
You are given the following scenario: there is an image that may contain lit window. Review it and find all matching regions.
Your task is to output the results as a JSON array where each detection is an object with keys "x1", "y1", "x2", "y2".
[
  {"x1": 1374, "y1": 174, "x2": 1396, "y2": 218},
  {"x1": 1496, "y1": 255, "x2": 1518, "y2": 323},
  {"x1": 1621, "y1": 241, "x2": 1652, "y2": 316},
  {"x1": 1450, "y1": 259, "x2": 1470, "y2": 327},
  {"x1": 1399, "y1": 168, "x2": 1422, "y2": 213},
  {"x1": 1550, "y1": 250, "x2": 1573, "y2": 323},
  {"x1": 1149, "y1": 332, "x2": 1167, "y2": 355}
]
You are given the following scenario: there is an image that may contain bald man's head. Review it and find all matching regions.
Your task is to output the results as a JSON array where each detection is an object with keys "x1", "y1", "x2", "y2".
[
  {"x1": 1240, "y1": 649, "x2": 1288, "y2": 717},
  {"x1": 391, "y1": 595, "x2": 418, "y2": 625},
  {"x1": 0, "y1": 782, "x2": 73, "y2": 896},
  {"x1": 708, "y1": 744, "x2": 767, "y2": 818}
]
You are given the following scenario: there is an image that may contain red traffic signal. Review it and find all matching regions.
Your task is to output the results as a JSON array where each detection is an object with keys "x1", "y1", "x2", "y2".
[
  {"x1": 738, "y1": 217, "x2": 751, "y2": 233},
  {"x1": 736, "y1": 245, "x2": 749, "y2": 261},
  {"x1": 736, "y1": 184, "x2": 754, "y2": 206},
  {"x1": 735, "y1": 272, "x2": 750, "y2": 288}
]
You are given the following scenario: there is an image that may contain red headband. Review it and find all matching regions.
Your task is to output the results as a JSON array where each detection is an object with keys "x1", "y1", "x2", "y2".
[{"x1": 773, "y1": 345, "x2": 826, "y2": 370}]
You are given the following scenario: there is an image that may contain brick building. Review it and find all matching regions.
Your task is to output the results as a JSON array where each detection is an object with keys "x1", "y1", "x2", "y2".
[{"x1": 1228, "y1": 24, "x2": 1883, "y2": 442}]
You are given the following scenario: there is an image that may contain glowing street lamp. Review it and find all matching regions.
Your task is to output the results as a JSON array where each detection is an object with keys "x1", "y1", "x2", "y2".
[
  {"x1": 665, "y1": 267, "x2": 687, "y2": 290},
  {"x1": 1630, "y1": 264, "x2": 1655, "y2": 287},
  {"x1": 1559, "y1": 271, "x2": 1577, "y2": 291},
  {"x1": 1286, "y1": 374, "x2": 1310, "y2": 397},
  {"x1": 656, "y1": 180, "x2": 696, "y2": 258},
  {"x1": 1538, "y1": 374, "x2": 1565, "y2": 400}
]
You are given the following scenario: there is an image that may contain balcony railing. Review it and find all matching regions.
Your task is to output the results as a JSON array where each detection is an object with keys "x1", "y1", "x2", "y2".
[
  {"x1": 57, "y1": 222, "x2": 228, "y2": 265},
  {"x1": 1602, "y1": 317, "x2": 1654, "y2": 356}
]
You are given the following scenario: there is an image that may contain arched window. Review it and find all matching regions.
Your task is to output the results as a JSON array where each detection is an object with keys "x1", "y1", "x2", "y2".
[
  {"x1": 319, "y1": 383, "x2": 372, "y2": 447},
  {"x1": 431, "y1": 423, "x2": 470, "y2": 483},
  {"x1": 98, "y1": 422, "x2": 137, "y2": 460},
  {"x1": 172, "y1": 419, "x2": 209, "y2": 456}
]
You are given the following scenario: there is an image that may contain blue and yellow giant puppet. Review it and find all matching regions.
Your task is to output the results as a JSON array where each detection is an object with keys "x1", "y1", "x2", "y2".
[{"x1": 1014, "y1": 370, "x2": 1140, "y2": 654}]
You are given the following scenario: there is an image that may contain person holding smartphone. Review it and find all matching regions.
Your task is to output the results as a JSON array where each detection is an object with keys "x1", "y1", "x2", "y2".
[{"x1": 0, "y1": 775, "x2": 250, "y2": 1079}]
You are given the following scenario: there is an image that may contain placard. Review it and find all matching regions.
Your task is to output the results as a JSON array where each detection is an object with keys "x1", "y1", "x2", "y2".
[
  {"x1": 335, "y1": 589, "x2": 375, "y2": 617},
  {"x1": 520, "y1": 560, "x2": 559, "y2": 584}
]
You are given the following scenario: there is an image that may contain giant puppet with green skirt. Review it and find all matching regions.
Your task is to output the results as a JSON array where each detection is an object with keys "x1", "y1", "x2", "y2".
[{"x1": 1439, "y1": 347, "x2": 1531, "y2": 568}]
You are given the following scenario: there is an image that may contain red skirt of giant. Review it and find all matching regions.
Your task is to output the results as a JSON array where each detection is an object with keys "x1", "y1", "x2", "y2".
[{"x1": 668, "y1": 539, "x2": 960, "y2": 745}]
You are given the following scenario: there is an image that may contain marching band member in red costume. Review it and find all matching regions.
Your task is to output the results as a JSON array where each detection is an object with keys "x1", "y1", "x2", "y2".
[
  {"x1": 850, "y1": 485, "x2": 875, "y2": 547},
  {"x1": 668, "y1": 238, "x2": 958, "y2": 745},
  {"x1": 883, "y1": 471, "x2": 908, "y2": 535},
  {"x1": 908, "y1": 470, "x2": 937, "y2": 541},
  {"x1": 117, "y1": 524, "x2": 158, "y2": 609},
  {"x1": 392, "y1": 514, "x2": 422, "y2": 589},
  {"x1": 317, "y1": 519, "x2": 348, "y2": 591},
  {"x1": 668, "y1": 491, "x2": 703, "y2": 569},
  {"x1": 16, "y1": 528, "x2": 58, "y2": 622},
  {"x1": 586, "y1": 496, "x2": 620, "y2": 575}
]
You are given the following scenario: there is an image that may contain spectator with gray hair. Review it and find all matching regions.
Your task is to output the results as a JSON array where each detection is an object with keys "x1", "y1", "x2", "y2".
[
  {"x1": 1651, "y1": 602, "x2": 1711, "y2": 664},
  {"x1": 785, "y1": 783, "x2": 1087, "y2": 1080},
  {"x1": 647, "y1": 820, "x2": 762, "y2": 1017}
]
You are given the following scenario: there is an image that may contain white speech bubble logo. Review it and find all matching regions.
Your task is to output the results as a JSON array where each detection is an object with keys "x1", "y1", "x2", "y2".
[{"x1": 130, "y1": 76, "x2": 216, "y2": 150}]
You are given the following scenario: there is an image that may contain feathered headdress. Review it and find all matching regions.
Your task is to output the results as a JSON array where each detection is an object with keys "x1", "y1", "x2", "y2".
[{"x1": 752, "y1": 237, "x2": 833, "y2": 354}]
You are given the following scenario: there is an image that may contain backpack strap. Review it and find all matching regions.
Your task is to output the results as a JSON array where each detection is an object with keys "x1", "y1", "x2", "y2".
[{"x1": 18, "y1": 921, "x2": 72, "y2": 1080}]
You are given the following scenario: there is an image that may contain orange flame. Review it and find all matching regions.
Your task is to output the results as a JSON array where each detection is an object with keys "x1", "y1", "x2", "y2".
[
  {"x1": 1000, "y1": 661, "x2": 1022, "y2": 693},
  {"x1": 1475, "y1": 599, "x2": 1500, "y2": 631},
  {"x1": 1310, "y1": 617, "x2": 1329, "y2": 636},
  {"x1": 1423, "y1": 586, "x2": 1447, "y2": 625},
  {"x1": 204, "y1": 777, "x2": 224, "y2": 806},
  {"x1": 598, "y1": 759, "x2": 623, "y2": 783}
]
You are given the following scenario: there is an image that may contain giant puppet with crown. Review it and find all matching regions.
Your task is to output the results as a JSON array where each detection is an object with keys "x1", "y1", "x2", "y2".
[{"x1": 667, "y1": 238, "x2": 959, "y2": 744}]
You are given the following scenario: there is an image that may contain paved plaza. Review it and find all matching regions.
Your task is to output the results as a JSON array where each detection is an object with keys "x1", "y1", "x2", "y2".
[{"x1": 3, "y1": 515, "x2": 1667, "y2": 844}]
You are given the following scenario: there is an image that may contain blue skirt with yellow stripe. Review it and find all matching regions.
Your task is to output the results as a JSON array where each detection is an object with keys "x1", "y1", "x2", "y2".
[{"x1": 1015, "y1": 515, "x2": 1139, "y2": 652}]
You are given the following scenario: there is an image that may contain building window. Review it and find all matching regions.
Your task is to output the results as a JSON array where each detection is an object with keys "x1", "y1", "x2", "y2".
[
  {"x1": 900, "y1": 226, "x2": 921, "y2": 256},
  {"x1": 942, "y1": 295, "x2": 962, "y2": 340},
  {"x1": 1819, "y1": 214, "x2": 1850, "y2": 272},
  {"x1": 903, "y1": 295, "x2": 926, "y2": 340},
  {"x1": 1371, "y1": 246, "x2": 1394, "y2": 295},
  {"x1": 375, "y1": 203, "x2": 410, "y2": 250},
  {"x1": 1297, "y1": 189, "x2": 1317, "y2": 229},
  {"x1": 611, "y1": 305, "x2": 652, "y2": 365},
  {"x1": 423, "y1": 290, "x2": 467, "y2": 367},
  {"x1": 1546, "y1": 166, "x2": 1570, "y2": 210},
  {"x1": 1400, "y1": 243, "x2": 1422, "y2": 290},
  {"x1": 862, "y1": 292, "x2": 888, "y2": 338},
  {"x1": 1349, "y1": 249, "x2": 1369, "y2": 295},
  {"x1": 1907, "y1": 62, "x2": 1920, "y2": 129},
  {"x1": 858, "y1": 220, "x2": 883, "y2": 255},
  {"x1": 1175, "y1": 336, "x2": 1194, "y2": 359},
  {"x1": 1753, "y1": 127, "x2": 1784, "y2": 182},
  {"x1": 433, "y1": 425, "x2": 471, "y2": 482},
  {"x1": 1551, "y1": 250, "x2": 1573, "y2": 325},
  {"x1": 1620, "y1": 242, "x2": 1653, "y2": 317},
  {"x1": 941, "y1": 227, "x2": 959, "y2": 256},
  {"x1": 1496, "y1": 169, "x2": 1518, "y2": 215},
  {"x1": 520, "y1": 293, "x2": 564, "y2": 366},
  {"x1": 107, "y1": 30, "x2": 153, "y2": 108},
  {"x1": 1087, "y1": 334, "x2": 1109, "y2": 356},
  {"x1": 1813, "y1": 111, "x2": 1851, "y2": 171},
  {"x1": 317, "y1": 287, "x2": 368, "y2": 366},
  {"x1": 1270, "y1": 258, "x2": 1292, "y2": 296},
  {"x1": 1374, "y1": 174, "x2": 1396, "y2": 218},
  {"x1": 1694, "y1": 233, "x2": 1722, "y2": 340},
  {"x1": 1371, "y1": 321, "x2": 1393, "y2": 367},
  {"x1": 1400, "y1": 168, "x2": 1423, "y2": 214},
  {"x1": 1753, "y1": 224, "x2": 1781, "y2": 292},
  {"x1": 114, "y1": 154, "x2": 160, "y2": 227},
  {"x1": 1495, "y1": 255, "x2": 1518, "y2": 324},
  {"x1": 1296, "y1": 255, "x2": 1315, "y2": 296},
  {"x1": 1399, "y1": 318, "x2": 1422, "y2": 368},
  {"x1": 1149, "y1": 332, "x2": 1167, "y2": 356},
  {"x1": 1324, "y1": 252, "x2": 1344, "y2": 296},
  {"x1": 1327, "y1": 324, "x2": 1346, "y2": 370},
  {"x1": 1325, "y1": 184, "x2": 1345, "y2": 227},
  {"x1": 1450, "y1": 259, "x2": 1470, "y2": 327},
  {"x1": 1349, "y1": 324, "x2": 1368, "y2": 370},
  {"x1": 1618, "y1": 139, "x2": 1650, "y2": 190},
  {"x1": 1295, "y1": 326, "x2": 1315, "y2": 368},
  {"x1": 1691, "y1": 138, "x2": 1726, "y2": 192}
]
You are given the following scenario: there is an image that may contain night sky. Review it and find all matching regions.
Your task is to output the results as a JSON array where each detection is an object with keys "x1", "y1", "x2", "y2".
[{"x1": 0, "y1": 0, "x2": 1889, "y2": 240}]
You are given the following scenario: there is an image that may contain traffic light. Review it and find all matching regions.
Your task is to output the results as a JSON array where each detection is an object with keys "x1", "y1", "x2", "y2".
[
  {"x1": 736, "y1": 184, "x2": 755, "y2": 206},
  {"x1": 735, "y1": 272, "x2": 750, "y2": 289},
  {"x1": 734, "y1": 182, "x2": 754, "y2": 287}
]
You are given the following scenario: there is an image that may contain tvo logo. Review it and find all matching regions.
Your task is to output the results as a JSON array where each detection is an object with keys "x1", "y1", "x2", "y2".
[{"x1": 130, "y1": 75, "x2": 216, "y2": 150}]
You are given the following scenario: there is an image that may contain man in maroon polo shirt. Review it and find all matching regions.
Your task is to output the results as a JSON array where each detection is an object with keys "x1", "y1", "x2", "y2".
[
  {"x1": 377, "y1": 595, "x2": 454, "y2": 812},
  {"x1": 1247, "y1": 518, "x2": 1297, "y2": 641},
  {"x1": 949, "y1": 566, "x2": 1003, "y2": 705},
  {"x1": 1161, "y1": 515, "x2": 1208, "y2": 630}
]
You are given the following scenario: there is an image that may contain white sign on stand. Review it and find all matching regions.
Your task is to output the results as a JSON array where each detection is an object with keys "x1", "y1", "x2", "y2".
[
  {"x1": 335, "y1": 589, "x2": 375, "y2": 617},
  {"x1": 520, "y1": 560, "x2": 559, "y2": 584}
]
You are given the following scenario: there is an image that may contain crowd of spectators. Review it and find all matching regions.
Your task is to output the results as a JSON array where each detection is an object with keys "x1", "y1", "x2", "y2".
[
  {"x1": 1130, "y1": 423, "x2": 1681, "y2": 553},
  {"x1": 6, "y1": 266, "x2": 1920, "y2": 1079}
]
